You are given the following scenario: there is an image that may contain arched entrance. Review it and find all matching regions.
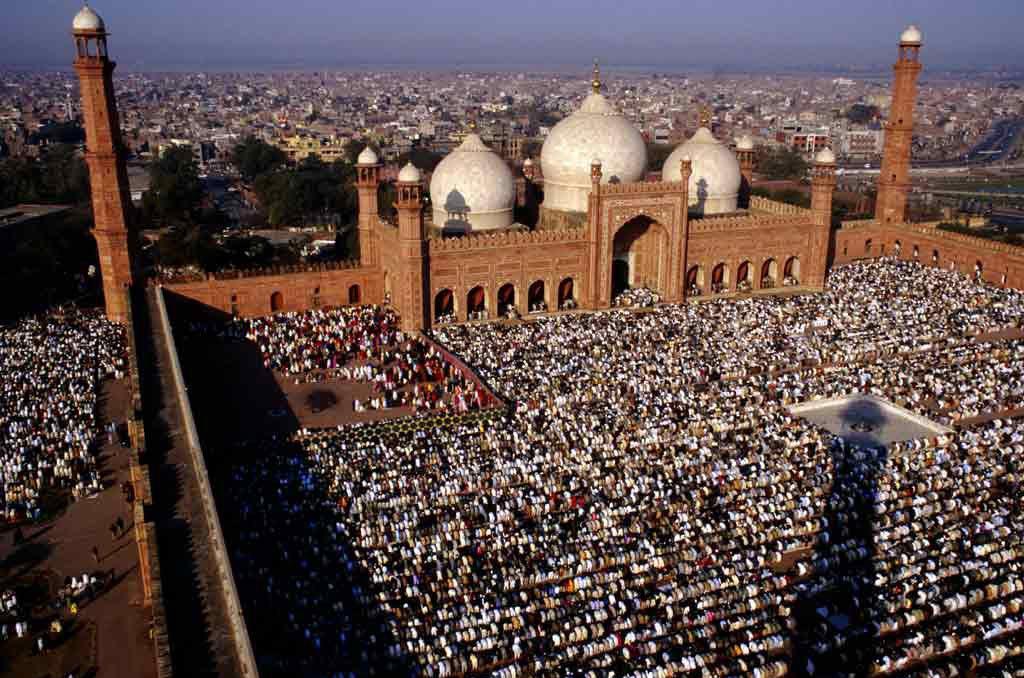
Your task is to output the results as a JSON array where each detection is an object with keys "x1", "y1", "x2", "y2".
[
  {"x1": 434, "y1": 289, "x2": 454, "y2": 321},
  {"x1": 348, "y1": 284, "x2": 361, "y2": 305},
  {"x1": 932, "y1": 249, "x2": 939, "y2": 265},
  {"x1": 528, "y1": 280, "x2": 546, "y2": 312},
  {"x1": 270, "y1": 291, "x2": 284, "y2": 313},
  {"x1": 467, "y1": 286, "x2": 486, "y2": 318},
  {"x1": 610, "y1": 215, "x2": 669, "y2": 300},
  {"x1": 497, "y1": 283, "x2": 516, "y2": 316},
  {"x1": 784, "y1": 257, "x2": 800, "y2": 284},
  {"x1": 761, "y1": 259, "x2": 778, "y2": 289},
  {"x1": 557, "y1": 278, "x2": 575, "y2": 309},
  {"x1": 686, "y1": 265, "x2": 704, "y2": 296},
  {"x1": 711, "y1": 263, "x2": 729, "y2": 294},
  {"x1": 736, "y1": 261, "x2": 751, "y2": 291}
]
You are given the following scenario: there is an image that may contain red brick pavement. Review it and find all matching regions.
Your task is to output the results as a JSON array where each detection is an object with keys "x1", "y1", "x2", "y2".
[{"x1": 0, "y1": 378, "x2": 156, "y2": 678}]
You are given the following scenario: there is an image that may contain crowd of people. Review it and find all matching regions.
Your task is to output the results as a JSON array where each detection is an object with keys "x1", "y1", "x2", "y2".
[
  {"x1": 216, "y1": 259, "x2": 1024, "y2": 677},
  {"x1": 189, "y1": 305, "x2": 495, "y2": 415},
  {"x1": 0, "y1": 311, "x2": 126, "y2": 522}
]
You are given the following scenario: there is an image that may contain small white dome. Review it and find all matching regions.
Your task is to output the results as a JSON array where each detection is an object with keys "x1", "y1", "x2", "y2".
[
  {"x1": 900, "y1": 25, "x2": 922, "y2": 45},
  {"x1": 356, "y1": 146, "x2": 379, "y2": 165},
  {"x1": 73, "y1": 5, "x2": 105, "y2": 32},
  {"x1": 398, "y1": 162, "x2": 421, "y2": 183},
  {"x1": 540, "y1": 91, "x2": 647, "y2": 213},
  {"x1": 815, "y1": 147, "x2": 837, "y2": 165},
  {"x1": 736, "y1": 135, "x2": 754, "y2": 151},
  {"x1": 429, "y1": 133, "x2": 515, "y2": 232},
  {"x1": 663, "y1": 127, "x2": 742, "y2": 216}
]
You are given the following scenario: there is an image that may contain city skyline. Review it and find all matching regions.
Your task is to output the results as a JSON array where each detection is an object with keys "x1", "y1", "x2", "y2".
[{"x1": 4, "y1": 0, "x2": 1024, "y2": 72}]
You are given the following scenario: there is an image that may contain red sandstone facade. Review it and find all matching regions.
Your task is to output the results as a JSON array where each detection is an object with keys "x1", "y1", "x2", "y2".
[
  {"x1": 73, "y1": 20, "x2": 134, "y2": 323},
  {"x1": 78, "y1": 22, "x2": 1024, "y2": 330}
]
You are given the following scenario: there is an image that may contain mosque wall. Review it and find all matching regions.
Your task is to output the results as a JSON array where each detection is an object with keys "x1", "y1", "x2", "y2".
[
  {"x1": 687, "y1": 216, "x2": 822, "y2": 291},
  {"x1": 156, "y1": 264, "x2": 385, "y2": 317},
  {"x1": 833, "y1": 220, "x2": 1024, "y2": 289},
  {"x1": 425, "y1": 228, "x2": 589, "y2": 320}
]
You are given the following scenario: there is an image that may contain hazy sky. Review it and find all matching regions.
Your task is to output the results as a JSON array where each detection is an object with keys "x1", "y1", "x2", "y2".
[{"x1": 4, "y1": 0, "x2": 1024, "y2": 72}]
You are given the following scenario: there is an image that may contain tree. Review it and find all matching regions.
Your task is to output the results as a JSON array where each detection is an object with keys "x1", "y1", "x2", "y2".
[
  {"x1": 253, "y1": 156, "x2": 359, "y2": 228},
  {"x1": 233, "y1": 137, "x2": 286, "y2": 183},
  {"x1": 398, "y1": 148, "x2": 443, "y2": 173},
  {"x1": 0, "y1": 144, "x2": 90, "y2": 209},
  {"x1": 845, "y1": 104, "x2": 880, "y2": 125},
  {"x1": 142, "y1": 146, "x2": 203, "y2": 225},
  {"x1": 756, "y1": 146, "x2": 809, "y2": 180},
  {"x1": 647, "y1": 143, "x2": 675, "y2": 173}
]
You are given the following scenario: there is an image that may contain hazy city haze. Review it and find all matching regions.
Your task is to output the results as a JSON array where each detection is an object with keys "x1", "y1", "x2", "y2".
[{"x1": 5, "y1": 0, "x2": 1024, "y2": 71}]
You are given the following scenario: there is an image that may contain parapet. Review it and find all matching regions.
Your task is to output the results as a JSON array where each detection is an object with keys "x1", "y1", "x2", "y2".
[{"x1": 428, "y1": 227, "x2": 587, "y2": 253}]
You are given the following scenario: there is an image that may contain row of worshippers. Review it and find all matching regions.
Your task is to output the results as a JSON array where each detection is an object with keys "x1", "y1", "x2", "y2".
[
  {"x1": 434, "y1": 259, "x2": 1024, "y2": 403},
  {"x1": 215, "y1": 259, "x2": 1024, "y2": 676},
  {"x1": 188, "y1": 304, "x2": 496, "y2": 415},
  {"x1": 0, "y1": 311, "x2": 126, "y2": 522}
]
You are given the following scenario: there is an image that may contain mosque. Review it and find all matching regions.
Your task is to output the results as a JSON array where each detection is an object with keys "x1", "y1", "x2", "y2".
[{"x1": 75, "y1": 6, "x2": 1024, "y2": 332}]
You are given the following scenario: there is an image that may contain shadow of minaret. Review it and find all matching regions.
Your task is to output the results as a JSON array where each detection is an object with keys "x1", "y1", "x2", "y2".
[{"x1": 791, "y1": 398, "x2": 888, "y2": 677}]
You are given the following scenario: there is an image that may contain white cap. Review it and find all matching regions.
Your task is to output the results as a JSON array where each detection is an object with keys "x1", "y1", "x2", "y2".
[
  {"x1": 591, "y1": 158, "x2": 602, "y2": 166},
  {"x1": 398, "y1": 162, "x2": 422, "y2": 183},
  {"x1": 523, "y1": 157, "x2": 534, "y2": 167},
  {"x1": 736, "y1": 135, "x2": 754, "y2": 151},
  {"x1": 73, "y1": 4, "x2": 105, "y2": 32},
  {"x1": 900, "y1": 25, "x2": 922, "y2": 45},
  {"x1": 356, "y1": 146, "x2": 379, "y2": 166},
  {"x1": 815, "y1": 147, "x2": 836, "y2": 165}
]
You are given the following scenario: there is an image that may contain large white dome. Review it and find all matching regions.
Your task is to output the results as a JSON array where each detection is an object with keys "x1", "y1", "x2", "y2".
[
  {"x1": 73, "y1": 5, "x2": 105, "y2": 32},
  {"x1": 540, "y1": 92, "x2": 647, "y2": 213},
  {"x1": 430, "y1": 133, "x2": 515, "y2": 232},
  {"x1": 663, "y1": 127, "x2": 742, "y2": 216}
]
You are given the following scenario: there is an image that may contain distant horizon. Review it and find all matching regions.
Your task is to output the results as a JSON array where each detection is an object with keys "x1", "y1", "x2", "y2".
[{"x1": 4, "y1": 0, "x2": 1024, "y2": 74}]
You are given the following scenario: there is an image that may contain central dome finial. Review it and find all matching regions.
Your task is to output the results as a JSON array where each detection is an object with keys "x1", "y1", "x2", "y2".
[
  {"x1": 592, "y1": 59, "x2": 601, "y2": 94},
  {"x1": 699, "y1": 106, "x2": 712, "y2": 129}
]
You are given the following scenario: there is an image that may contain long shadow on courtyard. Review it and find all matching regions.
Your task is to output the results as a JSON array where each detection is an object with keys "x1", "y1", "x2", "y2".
[
  {"x1": 790, "y1": 399, "x2": 887, "y2": 677},
  {"x1": 165, "y1": 293, "x2": 414, "y2": 677}
]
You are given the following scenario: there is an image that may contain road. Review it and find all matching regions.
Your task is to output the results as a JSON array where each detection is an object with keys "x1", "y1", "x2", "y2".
[{"x1": 839, "y1": 117, "x2": 1024, "y2": 171}]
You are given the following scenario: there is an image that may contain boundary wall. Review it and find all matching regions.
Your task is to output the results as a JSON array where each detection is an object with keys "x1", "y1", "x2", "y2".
[
  {"x1": 834, "y1": 220, "x2": 1024, "y2": 288},
  {"x1": 153, "y1": 286, "x2": 261, "y2": 677}
]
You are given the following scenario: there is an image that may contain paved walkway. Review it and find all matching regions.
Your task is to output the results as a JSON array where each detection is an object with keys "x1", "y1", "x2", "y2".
[
  {"x1": 137, "y1": 287, "x2": 243, "y2": 677},
  {"x1": 0, "y1": 378, "x2": 156, "y2": 678}
]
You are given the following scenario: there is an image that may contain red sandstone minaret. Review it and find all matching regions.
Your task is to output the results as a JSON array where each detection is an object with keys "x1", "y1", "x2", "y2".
[
  {"x1": 393, "y1": 163, "x2": 429, "y2": 330},
  {"x1": 355, "y1": 146, "x2": 382, "y2": 266},
  {"x1": 809, "y1": 148, "x2": 837, "y2": 288},
  {"x1": 875, "y1": 25, "x2": 923, "y2": 224},
  {"x1": 72, "y1": 3, "x2": 135, "y2": 323}
]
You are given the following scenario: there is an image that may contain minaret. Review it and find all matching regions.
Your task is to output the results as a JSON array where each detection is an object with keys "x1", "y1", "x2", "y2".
[
  {"x1": 809, "y1": 147, "x2": 837, "y2": 288},
  {"x1": 72, "y1": 3, "x2": 135, "y2": 323},
  {"x1": 355, "y1": 145, "x2": 382, "y2": 266},
  {"x1": 811, "y1": 148, "x2": 837, "y2": 228},
  {"x1": 735, "y1": 136, "x2": 755, "y2": 208},
  {"x1": 393, "y1": 163, "x2": 429, "y2": 330},
  {"x1": 875, "y1": 25, "x2": 923, "y2": 224}
]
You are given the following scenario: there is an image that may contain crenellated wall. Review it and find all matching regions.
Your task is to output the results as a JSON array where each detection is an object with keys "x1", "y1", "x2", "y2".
[
  {"x1": 155, "y1": 264, "x2": 385, "y2": 318},
  {"x1": 834, "y1": 220, "x2": 1024, "y2": 288}
]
